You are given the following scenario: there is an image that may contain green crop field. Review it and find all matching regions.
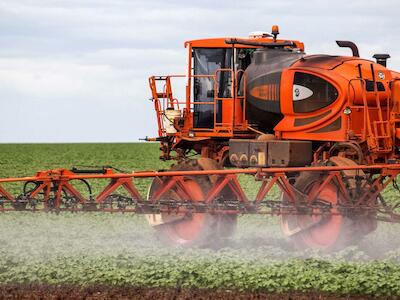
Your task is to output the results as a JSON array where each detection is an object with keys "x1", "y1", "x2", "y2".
[{"x1": 0, "y1": 143, "x2": 400, "y2": 299}]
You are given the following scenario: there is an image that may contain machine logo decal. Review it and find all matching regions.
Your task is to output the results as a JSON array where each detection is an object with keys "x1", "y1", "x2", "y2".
[
  {"x1": 293, "y1": 84, "x2": 313, "y2": 101},
  {"x1": 378, "y1": 71, "x2": 385, "y2": 80},
  {"x1": 249, "y1": 84, "x2": 279, "y2": 101}
]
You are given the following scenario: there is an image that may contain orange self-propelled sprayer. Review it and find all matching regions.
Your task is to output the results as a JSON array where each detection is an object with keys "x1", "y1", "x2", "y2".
[{"x1": 1, "y1": 26, "x2": 400, "y2": 251}]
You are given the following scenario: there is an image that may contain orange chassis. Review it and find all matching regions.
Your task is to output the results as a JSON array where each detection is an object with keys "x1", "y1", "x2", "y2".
[{"x1": 0, "y1": 165, "x2": 399, "y2": 223}]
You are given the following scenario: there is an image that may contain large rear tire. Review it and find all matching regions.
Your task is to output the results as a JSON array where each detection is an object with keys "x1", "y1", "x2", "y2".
[
  {"x1": 146, "y1": 159, "x2": 237, "y2": 247},
  {"x1": 281, "y1": 157, "x2": 377, "y2": 251}
]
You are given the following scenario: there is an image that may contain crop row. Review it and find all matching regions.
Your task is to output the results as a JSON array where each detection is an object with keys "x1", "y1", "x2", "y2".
[{"x1": 0, "y1": 252, "x2": 400, "y2": 296}]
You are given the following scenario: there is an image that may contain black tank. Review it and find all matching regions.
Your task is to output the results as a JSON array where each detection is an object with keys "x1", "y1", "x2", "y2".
[{"x1": 244, "y1": 48, "x2": 303, "y2": 132}]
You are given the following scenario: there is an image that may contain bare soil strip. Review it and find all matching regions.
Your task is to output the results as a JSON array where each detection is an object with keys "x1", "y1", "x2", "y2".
[{"x1": 0, "y1": 285, "x2": 392, "y2": 300}]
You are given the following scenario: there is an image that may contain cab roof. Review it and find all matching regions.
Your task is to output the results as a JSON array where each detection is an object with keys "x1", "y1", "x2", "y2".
[{"x1": 184, "y1": 37, "x2": 305, "y2": 51}]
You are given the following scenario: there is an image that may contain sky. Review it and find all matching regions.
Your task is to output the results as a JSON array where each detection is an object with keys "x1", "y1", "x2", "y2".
[{"x1": 0, "y1": 0, "x2": 399, "y2": 143}]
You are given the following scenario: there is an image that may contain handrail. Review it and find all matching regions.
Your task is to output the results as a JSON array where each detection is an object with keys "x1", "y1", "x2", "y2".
[
  {"x1": 214, "y1": 68, "x2": 235, "y2": 128},
  {"x1": 149, "y1": 68, "x2": 247, "y2": 136},
  {"x1": 236, "y1": 69, "x2": 247, "y2": 127}
]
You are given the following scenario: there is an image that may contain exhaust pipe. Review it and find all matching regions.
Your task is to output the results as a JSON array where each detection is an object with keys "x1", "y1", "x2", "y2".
[{"x1": 336, "y1": 40, "x2": 360, "y2": 57}]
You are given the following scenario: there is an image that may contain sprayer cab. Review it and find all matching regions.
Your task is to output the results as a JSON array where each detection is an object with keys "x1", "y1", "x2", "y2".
[{"x1": 148, "y1": 26, "x2": 305, "y2": 160}]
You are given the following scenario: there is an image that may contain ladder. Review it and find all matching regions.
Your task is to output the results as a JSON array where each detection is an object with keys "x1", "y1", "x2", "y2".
[
  {"x1": 370, "y1": 64, "x2": 392, "y2": 153},
  {"x1": 372, "y1": 120, "x2": 392, "y2": 152},
  {"x1": 356, "y1": 64, "x2": 392, "y2": 153}
]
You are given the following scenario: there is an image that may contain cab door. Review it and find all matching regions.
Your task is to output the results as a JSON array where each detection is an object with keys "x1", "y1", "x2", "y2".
[{"x1": 192, "y1": 48, "x2": 233, "y2": 128}]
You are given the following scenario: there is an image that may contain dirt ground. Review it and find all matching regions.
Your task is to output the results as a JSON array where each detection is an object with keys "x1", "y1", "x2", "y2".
[{"x1": 0, "y1": 285, "x2": 396, "y2": 300}]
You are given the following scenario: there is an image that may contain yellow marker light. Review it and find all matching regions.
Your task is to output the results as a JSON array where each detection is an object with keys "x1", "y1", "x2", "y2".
[{"x1": 272, "y1": 25, "x2": 279, "y2": 35}]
